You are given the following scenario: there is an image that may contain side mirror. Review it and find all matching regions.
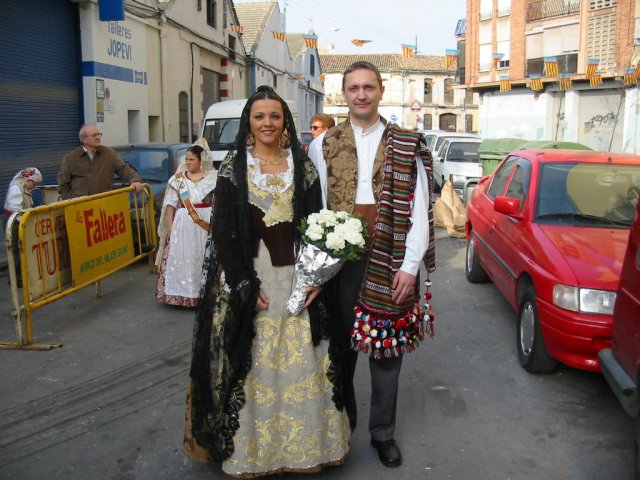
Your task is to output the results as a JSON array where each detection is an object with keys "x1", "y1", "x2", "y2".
[{"x1": 494, "y1": 196, "x2": 522, "y2": 218}]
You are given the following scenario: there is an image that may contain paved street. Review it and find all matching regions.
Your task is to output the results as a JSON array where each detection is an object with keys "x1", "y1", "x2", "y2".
[{"x1": 0, "y1": 229, "x2": 634, "y2": 480}]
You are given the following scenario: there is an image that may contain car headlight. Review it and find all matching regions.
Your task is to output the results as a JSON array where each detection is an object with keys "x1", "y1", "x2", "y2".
[
  {"x1": 450, "y1": 174, "x2": 467, "y2": 184},
  {"x1": 552, "y1": 285, "x2": 616, "y2": 315}
]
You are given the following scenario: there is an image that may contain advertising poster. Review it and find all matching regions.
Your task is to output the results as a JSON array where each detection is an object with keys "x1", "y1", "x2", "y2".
[
  {"x1": 64, "y1": 192, "x2": 134, "y2": 285},
  {"x1": 22, "y1": 208, "x2": 72, "y2": 301}
]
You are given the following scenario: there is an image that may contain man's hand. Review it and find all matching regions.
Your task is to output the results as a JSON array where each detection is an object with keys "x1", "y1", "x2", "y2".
[
  {"x1": 131, "y1": 181, "x2": 144, "y2": 192},
  {"x1": 391, "y1": 270, "x2": 416, "y2": 305}
]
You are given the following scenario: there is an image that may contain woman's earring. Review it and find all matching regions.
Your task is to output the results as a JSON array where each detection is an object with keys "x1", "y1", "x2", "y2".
[
  {"x1": 279, "y1": 130, "x2": 291, "y2": 148},
  {"x1": 246, "y1": 133, "x2": 256, "y2": 146}
]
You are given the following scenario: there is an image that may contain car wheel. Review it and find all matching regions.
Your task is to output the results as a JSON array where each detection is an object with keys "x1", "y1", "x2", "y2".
[
  {"x1": 517, "y1": 287, "x2": 558, "y2": 373},
  {"x1": 465, "y1": 232, "x2": 489, "y2": 283}
]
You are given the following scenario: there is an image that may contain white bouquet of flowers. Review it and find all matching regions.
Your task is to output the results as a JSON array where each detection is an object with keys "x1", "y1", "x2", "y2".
[{"x1": 286, "y1": 209, "x2": 368, "y2": 315}]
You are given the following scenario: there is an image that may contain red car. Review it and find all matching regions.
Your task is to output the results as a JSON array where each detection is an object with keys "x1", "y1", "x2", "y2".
[
  {"x1": 465, "y1": 149, "x2": 640, "y2": 373},
  {"x1": 599, "y1": 199, "x2": 640, "y2": 475}
]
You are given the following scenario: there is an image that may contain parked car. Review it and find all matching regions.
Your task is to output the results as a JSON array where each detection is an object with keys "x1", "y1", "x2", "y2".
[
  {"x1": 113, "y1": 143, "x2": 191, "y2": 220},
  {"x1": 420, "y1": 130, "x2": 480, "y2": 157},
  {"x1": 599, "y1": 199, "x2": 640, "y2": 477},
  {"x1": 433, "y1": 137, "x2": 483, "y2": 195},
  {"x1": 465, "y1": 148, "x2": 640, "y2": 373}
]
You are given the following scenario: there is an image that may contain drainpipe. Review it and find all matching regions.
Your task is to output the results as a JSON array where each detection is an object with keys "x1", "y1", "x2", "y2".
[{"x1": 159, "y1": 13, "x2": 169, "y2": 141}]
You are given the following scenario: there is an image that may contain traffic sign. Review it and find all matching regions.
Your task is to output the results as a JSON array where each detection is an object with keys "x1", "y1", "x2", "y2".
[{"x1": 411, "y1": 100, "x2": 422, "y2": 111}]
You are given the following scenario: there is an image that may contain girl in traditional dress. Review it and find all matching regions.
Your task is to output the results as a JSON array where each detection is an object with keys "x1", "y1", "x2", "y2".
[
  {"x1": 183, "y1": 86, "x2": 350, "y2": 478},
  {"x1": 4, "y1": 167, "x2": 42, "y2": 288},
  {"x1": 155, "y1": 141, "x2": 217, "y2": 307}
]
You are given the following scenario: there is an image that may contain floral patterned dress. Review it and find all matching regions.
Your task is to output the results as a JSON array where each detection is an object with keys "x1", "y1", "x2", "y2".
[{"x1": 183, "y1": 153, "x2": 350, "y2": 478}]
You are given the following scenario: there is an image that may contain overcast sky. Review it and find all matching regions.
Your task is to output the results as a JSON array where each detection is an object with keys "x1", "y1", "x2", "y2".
[{"x1": 262, "y1": 0, "x2": 468, "y2": 56}]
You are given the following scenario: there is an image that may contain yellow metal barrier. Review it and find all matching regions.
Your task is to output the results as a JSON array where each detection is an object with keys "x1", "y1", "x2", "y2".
[{"x1": 1, "y1": 185, "x2": 157, "y2": 350}]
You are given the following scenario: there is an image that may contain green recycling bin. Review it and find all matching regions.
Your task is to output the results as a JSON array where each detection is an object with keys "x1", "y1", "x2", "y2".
[
  {"x1": 517, "y1": 140, "x2": 592, "y2": 151},
  {"x1": 478, "y1": 138, "x2": 528, "y2": 176}
]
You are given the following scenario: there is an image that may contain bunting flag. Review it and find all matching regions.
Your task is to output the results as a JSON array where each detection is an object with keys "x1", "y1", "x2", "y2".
[
  {"x1": 589, "y1": 71, "x2": 603, "y2": 87},
  {"x1": 499, "y1": 75, "x2": 511, "y2": 92},
  {"x1": 228, "y1": 25, "x2": 244, "y2": 33},
  {"x1": 559, "y1": 73, "x2": 572, "y2": 91},
  {"x1": 303, "y1": 34, "x2": 318, "y2": 49},
  {"x1": 290, "y1": 73, "x2": 304, "y2": 80},
  {"x1": 401, "y1": 44, "x2": 416, "y2": 59},
  {"x1": 445, "y1": 49, "x2": 460, "y2": 69},
  {"x1": 492, "y1": 52, "x2": 504, "y2": 69},
  {"x1": 544, "y1": 56, "x2": 559, "y2": 77},
  {"x1": 624, "y1": 67, "x2": 638, "y2": 86},
  {"x1": 351, "y1": 39, "x2": 372, "y2": 46},
  {"x1": 319, "y1": 74, "x2": 325, "y2": 82},
  {"x1": 529, "y1": 74, "x2": 543, "y2": 91},
  {"x1": 585, "y1": 58, "x2": 599, "y2": 79},
  {"x1": 271, "y1": 31, "x2": 286, "y2": 42}
]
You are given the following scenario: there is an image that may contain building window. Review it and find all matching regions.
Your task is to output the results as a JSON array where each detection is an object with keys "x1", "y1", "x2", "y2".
[
  {"x1": 273, "y1": 73, "x2": 277, "y2": 88},
  {"x1": 310, "y1": 54, "x2": 316, "y2": 76},
  {"x1": 465, "y1": 114, "x2": 473, "y2": 133},
  {"x1": 197, "y1": 0, "x2": 202, "y2": 11},
  {"x1": 202, "y1": 68, "x2": 220, "y2": 113},
  {"x1": 424, "y1": 79, "x2": 433, "y2": 104},
  {"x1": 465, "y1": 88, "x2": 473, "y2": 105},
  {"x1": 223, "y1": 0, "x2": 228, "y2": 28},
  {"x1": 179, "y1": 91, "x2": 189, "y2": 143},
  {"x1": 228, "y1": 35, "x2": 236, "y2": 61},
  {"x1": 444, "y1": 78, "x2": 454, "y2": 105},
  {"x1": 423, "y1": 113, "x2": 432, "y2": 130},
  {"x1": 207, "y1": 0, "x2": 217, "y2": 28}
]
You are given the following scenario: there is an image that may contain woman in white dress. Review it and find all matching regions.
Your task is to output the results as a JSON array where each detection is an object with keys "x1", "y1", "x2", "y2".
[
  {"x1": 183, "y1": 86, "x2": 350, "y2": 478},
  {"x1": 155, "y1": 141, "x2": 217, "y2": 307}
]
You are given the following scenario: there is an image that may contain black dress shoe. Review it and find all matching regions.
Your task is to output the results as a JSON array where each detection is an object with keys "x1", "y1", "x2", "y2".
[{"x1": 370, "y1": 439, "x2": 402, "y2": 467}]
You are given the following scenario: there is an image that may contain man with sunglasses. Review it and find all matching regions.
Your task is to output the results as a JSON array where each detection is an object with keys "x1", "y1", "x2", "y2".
[{"x1": 58, "y1": 124, "x2": 143, "y2": 200}]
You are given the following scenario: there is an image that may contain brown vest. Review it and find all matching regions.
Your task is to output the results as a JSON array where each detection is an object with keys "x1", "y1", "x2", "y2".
[{"x1": 322, "y1": 119, "x2": 389, "y2": 239}]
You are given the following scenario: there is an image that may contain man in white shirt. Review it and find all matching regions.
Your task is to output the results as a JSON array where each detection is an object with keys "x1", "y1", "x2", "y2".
[{"x1": 307, "y1": 61, "x2": 435, "y2": 468}]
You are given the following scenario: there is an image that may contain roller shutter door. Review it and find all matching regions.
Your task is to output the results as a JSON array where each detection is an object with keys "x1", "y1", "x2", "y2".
[{"x1": 0, "y1": 0, "x2": 81, "y2": 207}]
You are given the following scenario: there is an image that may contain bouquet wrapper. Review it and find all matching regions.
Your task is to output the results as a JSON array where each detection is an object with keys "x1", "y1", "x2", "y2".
[{"x1": 286, "y1": 243, "x2": 345, "y2": 316}]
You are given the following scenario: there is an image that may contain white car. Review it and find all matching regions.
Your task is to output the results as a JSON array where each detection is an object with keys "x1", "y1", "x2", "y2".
[
  {"x1": 433, "y1": 137, "x2": 483, "y2": 196},
  {"x1": 420, "y1": 130, "x2": 480, "y2": 157}
]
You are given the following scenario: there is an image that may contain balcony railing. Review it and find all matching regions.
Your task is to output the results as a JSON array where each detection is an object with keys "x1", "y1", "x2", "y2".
[{"x1": 527, "y1": 0, "x2": 580, "y2": 21}]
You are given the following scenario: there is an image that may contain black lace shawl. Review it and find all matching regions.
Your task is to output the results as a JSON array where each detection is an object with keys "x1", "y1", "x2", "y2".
[{"x1": 186, "y1": 147, "x2": 347, "y2": 462}]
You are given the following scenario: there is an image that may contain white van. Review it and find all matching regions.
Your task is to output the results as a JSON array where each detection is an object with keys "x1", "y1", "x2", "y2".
[{"x1": 201, "y1": 98, "x2": 300, "y2": 167}]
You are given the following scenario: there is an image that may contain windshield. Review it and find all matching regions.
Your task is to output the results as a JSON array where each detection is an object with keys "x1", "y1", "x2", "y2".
[
  {"x1": 446, "y1": 142, "x2": 480, "y2": 162},
  {"x1": 203, "y1": 118, "x2": 240, "y2": 150},
  {"x1": 536, "y1": 162, "x2": 640, "y2": 227}
]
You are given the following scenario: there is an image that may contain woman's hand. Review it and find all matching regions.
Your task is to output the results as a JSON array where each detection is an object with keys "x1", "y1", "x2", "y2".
[
  {"x1": 256, "y1": 290, "x2": 270, "y2": 310},
  {"x1": 302, "y1": 285, "x2": 323, "y2": 309}
]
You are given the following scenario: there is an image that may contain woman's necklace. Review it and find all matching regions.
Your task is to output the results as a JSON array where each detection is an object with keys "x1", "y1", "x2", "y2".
[{"x1": 252, "y1": 149, "x2": 286, "y2": 167}]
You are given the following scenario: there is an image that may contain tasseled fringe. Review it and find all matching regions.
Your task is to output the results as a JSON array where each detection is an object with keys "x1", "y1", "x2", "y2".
[{"x1": 350, "y1": 274, "x2": 436, "y2": 358}]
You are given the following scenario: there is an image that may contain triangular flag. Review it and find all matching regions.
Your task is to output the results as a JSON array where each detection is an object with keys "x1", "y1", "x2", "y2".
[
  {"x1": 492, "y1": 52, "x2": 504, "y2": 69},
  {"x1": 589, "y1": 71, "x2": 603, "y2": 87},
  {"x1": 499, "y1": 75, "x2": 511, "y2": 92},
  {"x1": 319, "y1": 74, "x2": 325, "y2": 82},
  {"x1": 272, "y1": 31, "x2": 286, "y2": 42},
  {"x1": 544, "y1": 56, "x2": 559, "y2": 77},
  {"x1": 559, "y1": 73, "x2": 572, "y2": 91},
  {"x1": 228, "y1": 25, "x2": 244, "y2": 33},
  {"x1": 529, "y1": 74, "x2": 543, "y2": 91},
  {"x1": 351, "y1": 39, "x2": 372, "y2": 47},
  {"x1": 445, "y1": 49, "x2": 460, "y2": 69},
  {"x1": 303, "y1": 34, "x2": 318, "y2": 49},
  {"x1": 290, "y1": 73, "x2": 304, "y2": 80},
  {"x1": 401, "y1": 44, "x2": 416, "y2": 58},
  {"x1": 624, "y1": 67, "x2": 638, "y2": 86},
  {"x1": 585, "y1": 58, "x2": 599, "y2": 79}
]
